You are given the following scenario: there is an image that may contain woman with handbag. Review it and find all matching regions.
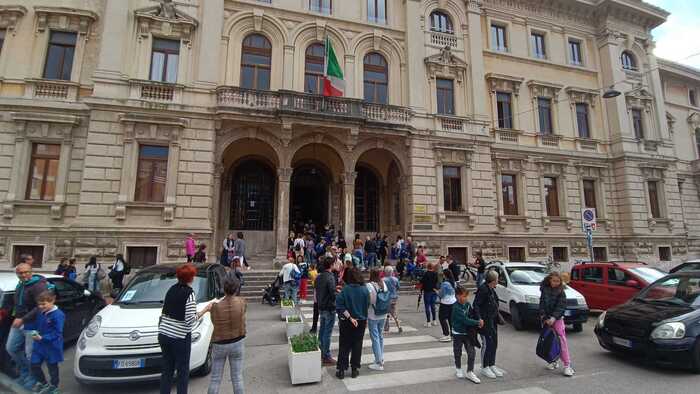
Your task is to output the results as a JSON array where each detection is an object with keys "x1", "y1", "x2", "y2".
[
  {"x1": 221, "y1": 233, "x2": 236, "y2": 267},
  {"x1": 539, "y1": 271, "x2": 574, "y2": 377},
  {"x1": 473, "y1": 270, "x2": 505, "y2": 379}
]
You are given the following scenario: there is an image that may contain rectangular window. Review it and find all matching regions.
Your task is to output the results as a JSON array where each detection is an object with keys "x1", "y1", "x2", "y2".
[
  {"x1": 127, "y1": 246, "x2": 158, "y2": 269},
  {"x1": 696, "y1": 131, "x2": 700, "y2": 159},
  {"x1": 648, "y1": 181, "x2": 661, "y2": 219},
  {"x1": 135, "y1": 145, "x2": 169, "y2": 202},
  {"x1": 543, "y1": 176, "x2": 560, "y2": 217},
  {"x1": 552, "y1": 247, "x2": 568, "y2": 262},
  {"x1": 43, "y1": 31, "x2": 77, "y2": 80},
  {"x1": 508, "y1": 247, "x2": 525, "y2": 262},
  {"x1": 582, "y1": 266, "x2": 603, "y2": 282},
  {"x1": 608, "y1": 268, "x2": 632, "y2": 286},
  {"x1": 393, "y1": 191, "x2": 400, "y2": 225},
  {"x1": 496, "y1": 92, "x2": 513, "y2": 129},
  {"x1": 538, "y1": 97, "x2": 553, "y2": 135},
  {"x1": 575, "y1": 103, "x2": 590, "y2": 138},
  {"x1": 632, "y1": 109, "x2": 644, "y2": 139},
  {"x1": 593, "y1": 247, "x2": 607, "y2": 262},
  {"x1": 367, "y1": 0, "x2": 386, "y2": 24},
  {"x1": 150, "y1": 38, "x2": 180, "y2": 83},
  {"x1": 501, "y1": 174, "x2": 518, "y2": 215},
  {"x1": 582, "y1": 179, "x2": 597, "y2": 210},
  {"x1": 491, "y1": 24, "x2": 507, "y2": 52},
  {"x1": 569, "y1": 39, "x2": 582, "y2": 65},
  {"x1": 443, "y1": 166, "x2": 462, "y2": 212},
  {"x1": 531, "y1": 32, "x2": 546, "y2": 59},
  {"x1": 310, "y1": 0, "x2": 332, "y2": 14},
  {"x1": 13, "y1": 245, "x2": 44, "y2": 268},
  {"x1": 658, "y1": 246, "x2": 672, "y2": 262},
  {"x1": 436, "y1": 78, "x2": 455, "y2": 115},
  {"x1": 691, "y1": 89, "x2": 697, "y2": 107},
  {"x1": 0, "y1": 30, "x2": 5, "y2": 56},
  {"x1": 27, "y1": 143, "x2": 61, "y2": 201}
]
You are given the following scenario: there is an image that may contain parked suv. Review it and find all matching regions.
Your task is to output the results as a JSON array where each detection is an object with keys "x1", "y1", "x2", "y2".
[
  {"x1": 486, "y1": 262, "x2": 589, "y2": 331},
  {"x1": 74, "y1": 263, "x2": 226, "y2": 384},
  {"x1": 569, "y1": 262, "x2": 666, "y2": 310}
]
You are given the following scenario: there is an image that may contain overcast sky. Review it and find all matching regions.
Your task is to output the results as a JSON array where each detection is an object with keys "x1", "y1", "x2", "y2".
[{"x1": 647, "y1": 0, "x2": 700, "y2": 69}]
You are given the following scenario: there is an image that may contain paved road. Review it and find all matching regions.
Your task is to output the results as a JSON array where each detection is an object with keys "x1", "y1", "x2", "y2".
[{"x1": 10, "y1": 294, "x2": 699, "y2": 394}]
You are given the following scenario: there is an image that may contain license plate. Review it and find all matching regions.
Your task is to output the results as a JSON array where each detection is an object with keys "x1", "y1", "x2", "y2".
[
  {"x1": 564, "y1": 310, "x2": 573, "y2": 317},
  {"x1": 612, "y1": 337, "x2": 632, "y2": 348},
  {"x1": 112, "y1": 359, "x2": 145, "y2": 369}
]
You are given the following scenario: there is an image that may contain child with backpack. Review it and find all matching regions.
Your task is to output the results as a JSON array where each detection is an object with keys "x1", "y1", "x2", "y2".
[
  {"x1": 30, "y1": 292, "x2": 65, "y2": 394},
  {"x1": 366, "y1": 268, "x2": 389, "y2": 371},
  {"x1": 451, "y1": 285, "x2": 483, "y2": 384}
]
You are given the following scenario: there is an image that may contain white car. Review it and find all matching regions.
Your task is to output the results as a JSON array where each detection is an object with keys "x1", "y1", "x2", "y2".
[
  {"x1": 74, "y1": 263, "x2": 227, "y2": 384},
  {"x1": 485, "y1": 262, "x2": 590, "y2": 332}
]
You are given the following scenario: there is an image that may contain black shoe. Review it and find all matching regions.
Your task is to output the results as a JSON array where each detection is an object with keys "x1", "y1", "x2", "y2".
[
  {"x1": 336, "y1": 370, "x2": 345, "y2": 380},
  {"x1": 351, "y1": 369, "x2": 360, "y2": 378},
  {"x1": 309, "y1": 329, "x2": 317, "y2": 334}
]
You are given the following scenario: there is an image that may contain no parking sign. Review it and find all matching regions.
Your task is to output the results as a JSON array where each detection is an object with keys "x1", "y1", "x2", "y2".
[{"x1": 581, "y1": 208, "x2": 597, "y2": 231}]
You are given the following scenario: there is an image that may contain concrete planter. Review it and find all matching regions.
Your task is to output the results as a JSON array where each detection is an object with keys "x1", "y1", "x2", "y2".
[
  {"x1": 280, "y1": 302, "x2": 295, "y2": 320},
  {"x1": 288, "y1": 339, "x2": 322, "y2": 385},
  {"x1": 286, "y1": 315, "x2": 305, "y2": 338}
]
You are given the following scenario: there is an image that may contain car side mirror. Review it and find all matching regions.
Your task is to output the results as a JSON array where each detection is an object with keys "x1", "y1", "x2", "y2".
[{"x1": 626, "y1": 280, "x2": 641, "y2": 289}]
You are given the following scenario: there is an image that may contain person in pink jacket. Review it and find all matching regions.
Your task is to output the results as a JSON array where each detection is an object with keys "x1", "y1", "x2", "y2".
[{"x1": 185, "y1": 233, "x2": 196, "y2": 263}]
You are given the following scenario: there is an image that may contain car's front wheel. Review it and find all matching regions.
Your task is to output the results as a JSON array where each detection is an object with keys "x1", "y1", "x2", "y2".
[
  {"x1": 193, "y1": 345, "x2": 213, "y2": 377},
  {"x1": 510, "y1": 303, "x2": 525, "y2": 331},
  {"x1": 692, "y1": 339, "x2": 700, "y2": 374}
]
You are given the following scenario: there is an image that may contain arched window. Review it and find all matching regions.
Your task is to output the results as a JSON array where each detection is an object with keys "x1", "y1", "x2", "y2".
[
  {"x1": 430, "y1": 11, "x2": 453, "y2": 34},
  {"x1": 355, "y1": 167, "x2": 379, "y2": 232},
  {"x1": 240, "y1": 34, "x2": 272, "y2": 90},
  {"x1": 304, "y1": 43, "x2": 325, "y2": 94},
  {"x1": 231, "y1": 160, "x2": 275, "y2": 231},
  {"x1": 363, "y1": 53, "x2": 388, "y2": 104},
  {"x1": 621, "y1": 51, "x2": 637, "y2": 71}
]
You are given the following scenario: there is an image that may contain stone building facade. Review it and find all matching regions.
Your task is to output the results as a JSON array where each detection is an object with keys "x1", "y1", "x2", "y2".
[{"x1": 0, "y1": 0, "x2": 699, "y2": 269}]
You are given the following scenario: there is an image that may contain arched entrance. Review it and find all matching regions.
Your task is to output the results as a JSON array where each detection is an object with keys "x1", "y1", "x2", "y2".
[
  {"x1": 290, "y1": 164, "x2": 329, "y2": 234},
  {"x1": 230, "y1": 160, "x2": 275, "y2": 231},
  {"x1": 355, "y1": 166, "x2": 379, "y2": 233}
]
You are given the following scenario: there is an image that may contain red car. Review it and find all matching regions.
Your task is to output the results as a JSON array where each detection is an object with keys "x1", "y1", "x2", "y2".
[{"x1": 569, "y1": 262, "x2": 666, "y2": 310}]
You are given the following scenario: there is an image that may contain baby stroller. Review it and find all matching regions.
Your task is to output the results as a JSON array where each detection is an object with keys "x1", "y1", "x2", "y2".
[{"x1": 262, "y1": 275, "x2": 281, "y2": 306}]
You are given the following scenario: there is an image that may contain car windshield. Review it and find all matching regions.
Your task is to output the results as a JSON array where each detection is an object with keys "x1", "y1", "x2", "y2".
[
  {"x1": 116, "y1": 270, "x2": 209, "y2": 305},
  {"x1": 506, "y1": 266, "x2": 548, "y2": 285},
  {"x1": 628, "y1": 267, "x2": 666, "y2": 284},
  {"x1": 636, "y1": 276, "x2": 700, "y2": 307}
]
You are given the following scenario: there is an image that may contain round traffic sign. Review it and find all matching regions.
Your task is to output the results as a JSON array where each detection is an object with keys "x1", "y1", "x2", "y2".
[{"x1": 583, "y1": 209, "x2": 595, "y2": 222}]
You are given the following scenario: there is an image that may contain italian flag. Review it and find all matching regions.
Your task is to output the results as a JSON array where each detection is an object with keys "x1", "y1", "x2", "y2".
[{"x1": 323, "y1": 37, "x2": 345, "y2": 97}]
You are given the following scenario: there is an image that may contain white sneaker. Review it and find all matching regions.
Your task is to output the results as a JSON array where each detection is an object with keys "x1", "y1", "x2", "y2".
[
  {"x1": 481, "y1": 367, "x2": 496, "y2": 379},
  {"x1": 439, "y1": 335, "x2": 452, "y2": 342},
  {"x1": 491, "y1": 365, "x2": 506, "y2": 376},
  {"x1": 465, "y1": 371, "x2": 481, "y2": 384},
  {"x1": 563, "y1": 366, "x2": 575, "y2": 377},
  {"x1": 431, "y1": 321, "x2": 438, "y2": 327},
  {"x1": 368, "y1": 363, "x2": 384, "y2": 371},
  {"x1": 547, "y1": 361, "x2": 559, "y2": 370},
  {"x1": 455, "y1": 368, "x2": 465, "y2": 379},
  {"x1": 424, "y1": 322, "x2": 431, "y2": 328}
]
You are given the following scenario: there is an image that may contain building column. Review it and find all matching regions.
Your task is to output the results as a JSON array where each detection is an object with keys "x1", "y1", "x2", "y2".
[
  {"x1": 342, "y1": 171, "x2": 357, "y2": 243},
  {"x1": 275, "y1": 167, "x2": 292, "y2": 265},
  {"x1": 195, "y1": 0, "x2": 224, "y2": 88},
  {"x1": 467, "y1": 1, "x2": 488, "y2": 120},
  {"x1": 645, "y1": 42, "x2": 669, "y2": 140},
  {"x1": 211, "y1": 164, "x2": 224, "y2": 251},
  {"x1": 93, "y1": 0, "x2": 129, "y2": 88}
]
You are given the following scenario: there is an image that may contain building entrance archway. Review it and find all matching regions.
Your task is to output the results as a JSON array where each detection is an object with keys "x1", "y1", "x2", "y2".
[{"x1": 290, "y1": 164, "x2": 329, "y2": 234}]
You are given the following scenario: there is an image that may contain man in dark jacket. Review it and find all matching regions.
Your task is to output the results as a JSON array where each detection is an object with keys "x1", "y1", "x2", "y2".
[
  {"x1": 7, "y1": 263, "x2": 49, "y2": 388},
  {"x1": 315, "y1": 256, "x2": 337, "y2": 365},
  {"x1": 473, "y1": 270, "x2": 504, "y2": 379}
]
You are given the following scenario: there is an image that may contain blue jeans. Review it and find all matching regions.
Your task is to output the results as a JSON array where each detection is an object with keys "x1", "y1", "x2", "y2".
[
  {"x1": 353, "y1": 249, "x2": 364, "y2": 268},
  {"x1": 424, "y1": 292, "x2": 437, "y2": 322},
  {"x1": 368, "y1": 318, "x2": 385, "y2": 365},
  {"x1": 366, "y1": 253, "x2": 377, "y2": 268},
  {"x1": 318, "y1": 310, "x2": 336, "y2": 359},
  {"x1": 282, "y1": 281, "x2": 298, "y2": 302},
  {"x1": 6, "y1": 326, "x2": 34, "y2": 379},
  {"x1": 208, "y1": 339, "x2": 244, "y2": 394}
]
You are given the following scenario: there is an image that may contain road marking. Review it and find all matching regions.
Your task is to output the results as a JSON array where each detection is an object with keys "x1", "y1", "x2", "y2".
[
  {"x1": 343, "y1": 366, "x2": 455, "y2": 391},
  {"x1": 331, "y1": 326, "x2": 416, "y2": 336},
  {"x1": 359, "y1": 346, "x2": 452, "y2": 364},
  {"x1": 493, "y1": 389, "x2": 551, "y2": 394},
  {"x1": 330, "y1": 335, "x2": 437, "y2": 350}
]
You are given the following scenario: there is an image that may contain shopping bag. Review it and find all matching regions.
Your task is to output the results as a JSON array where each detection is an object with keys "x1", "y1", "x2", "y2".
[{"x1": 536, "y1": 326, "x2": 561, "y2": 364}]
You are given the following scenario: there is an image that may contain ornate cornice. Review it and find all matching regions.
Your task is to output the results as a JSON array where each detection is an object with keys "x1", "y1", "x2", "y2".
[
  {"x1": 0, "y1": 5, "x2": 27, "y2": 32},
  {"x1": 135, "y1": 2, "x2": 199, "y2": 43},
  {"x1": 34, "y1": 6, "x2": 98, "y2": 35}
]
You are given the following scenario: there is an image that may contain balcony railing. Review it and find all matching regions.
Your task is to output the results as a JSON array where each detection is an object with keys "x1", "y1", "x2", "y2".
[
  {"x1": 436, "y1": 115, "x2": 466, "y2": 133},
  {"x1": 24, "y1": 79, "x2": 79, "y2": 101},
  {"x1": 538, "y1": 133, "x2": 561, "y2": 147},
  {"x1": 430, "y1": 31, "x2": 458, "y2": 49},
  {"x1": 129, "y1": 79, "x2": 184, "y2": 104},
  {"x1": 216, "y1": 87, "x2": 413, "y2": 127}
]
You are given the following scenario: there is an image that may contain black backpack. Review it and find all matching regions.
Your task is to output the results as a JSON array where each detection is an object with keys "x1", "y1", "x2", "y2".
[{"x1": 123, "y1": 261, "x2": 131, "y2": 275}]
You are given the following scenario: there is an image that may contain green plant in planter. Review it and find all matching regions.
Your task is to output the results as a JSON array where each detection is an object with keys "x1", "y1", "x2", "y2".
[
  {"x1": 281, "y1": 299, "x2": 294, "y2": 307},
  {"x1": 290, "y1": 333, "x2": 320, "y2": 353},
  {"x1": 287, "y1": 315, "x2": 302, "y2": 323}
]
